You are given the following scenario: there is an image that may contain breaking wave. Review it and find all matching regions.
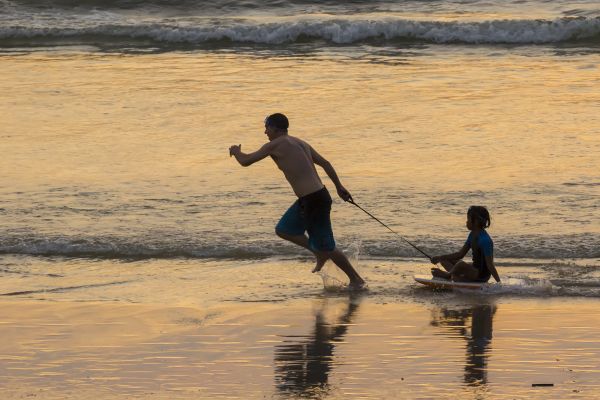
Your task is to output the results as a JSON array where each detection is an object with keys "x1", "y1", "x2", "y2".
[
  {"x1": 1, "y1": 233, "x2": 599, "y2": 260},
  {"x1": 1, "y1": 17, "x2": 599, "y2": 48}
]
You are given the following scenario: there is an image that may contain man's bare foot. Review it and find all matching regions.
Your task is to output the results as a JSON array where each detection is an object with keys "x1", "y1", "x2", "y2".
[
  {"x1": 349, "y1": 278, "x2": 367, "y2": 291},
  {"x1": 311, "y1": 254, "x2": 329, "y2": 273},
  {"x1": 431, "y1": 268, "x2": 451, "y2": 280}
]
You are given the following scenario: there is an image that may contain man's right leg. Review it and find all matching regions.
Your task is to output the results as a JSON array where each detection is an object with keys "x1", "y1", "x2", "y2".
[{"x1": 276, "y1": 231, "x2": 363, "y2": 287}]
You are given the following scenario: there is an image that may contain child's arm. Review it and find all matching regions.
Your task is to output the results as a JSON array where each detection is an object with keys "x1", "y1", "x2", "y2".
[
  {"x1": 431, "y1": 243, "x2": 469, "y2": 264},
  {"x1": 485, "y1": 255, "x2": 501, "y2": 283}
]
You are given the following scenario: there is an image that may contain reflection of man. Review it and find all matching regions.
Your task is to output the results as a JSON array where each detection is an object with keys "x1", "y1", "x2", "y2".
[
  {"x1": 274, "y1": 297, "x2": 361, "y2": 397},
  {"x1": 430, "y1": 304, "x2": 497, "y2": 386}
]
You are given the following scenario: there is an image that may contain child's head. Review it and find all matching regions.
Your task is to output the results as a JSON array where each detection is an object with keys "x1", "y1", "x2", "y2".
[{"x1": 467, "y1": 206, "x2": 491, "y2": 230}]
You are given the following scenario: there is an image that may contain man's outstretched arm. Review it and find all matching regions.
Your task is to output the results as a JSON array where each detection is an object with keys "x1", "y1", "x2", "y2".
[
  {"x1": 229, "y1": 142, "x2": 273, "y2": 167},
  {"x1": 310, "y1": 146, "x2": 352, "y2": 201}
]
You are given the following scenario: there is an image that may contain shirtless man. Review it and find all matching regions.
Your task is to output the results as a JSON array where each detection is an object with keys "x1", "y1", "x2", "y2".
[{"x1": 229, "y1": 113, "x2": 365, "y2": 289}]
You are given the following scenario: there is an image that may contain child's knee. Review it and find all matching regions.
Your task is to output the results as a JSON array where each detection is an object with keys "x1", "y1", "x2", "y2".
[{"x1": 454, "y1": 261, "x2": 469, "y2": 271}]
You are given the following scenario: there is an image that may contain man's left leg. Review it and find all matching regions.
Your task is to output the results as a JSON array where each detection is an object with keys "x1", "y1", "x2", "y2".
[
  {"x1": 274, "y1": 199, "x2": 330, "y2": 270},
  {"x1": 276, "y1": 230, "x2": 329, "y2": 271}
]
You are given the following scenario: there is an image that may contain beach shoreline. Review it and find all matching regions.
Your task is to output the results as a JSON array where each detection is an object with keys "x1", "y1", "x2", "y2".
[
  {"x1": 1, "y1": 292, "x2": 599, "y2": 399},
  {"x1": 2, "y1": 1, "x2": 599, "y2": 397}
]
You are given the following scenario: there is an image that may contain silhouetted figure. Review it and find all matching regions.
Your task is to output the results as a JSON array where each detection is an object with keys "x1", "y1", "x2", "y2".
[
  {"x1": 229, "y1": 113, "x2": 365, "y2": 289},
  {"x1": 430, "y1": 303, "x2": 497, "y2": 386},
  {"x1": 274, "y1": 297, "x2": 361, "y2": 398}
]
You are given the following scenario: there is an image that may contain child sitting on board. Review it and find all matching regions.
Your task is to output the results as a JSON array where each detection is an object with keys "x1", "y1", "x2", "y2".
[{"x1": 430, "y1": 206, "x2": 501, "y2": 283}]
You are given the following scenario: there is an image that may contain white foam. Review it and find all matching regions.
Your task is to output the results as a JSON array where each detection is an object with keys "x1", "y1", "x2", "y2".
[
  {"x1": 1, "y1": 16, "x2": 599, "y2": 45},
  {"x1": 479, "y1": 277, "x2": 558, "y2": 296}
]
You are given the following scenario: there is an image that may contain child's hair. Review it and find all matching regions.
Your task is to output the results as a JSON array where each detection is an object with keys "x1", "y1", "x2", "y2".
[{"x1": 468, "y1": 206, "x2": 491, "y2": 228}]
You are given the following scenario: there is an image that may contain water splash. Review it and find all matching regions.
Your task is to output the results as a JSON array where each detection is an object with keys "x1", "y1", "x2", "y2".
[
  {"x1": 479, "y1": 277, "x2": 558, "y2": 296},
  {"x1": 318, "y1": 269, "x2": 349, "y2": 291},
  {"x1": 317, "y1": 240, "x2": 365, "y2": 291}
]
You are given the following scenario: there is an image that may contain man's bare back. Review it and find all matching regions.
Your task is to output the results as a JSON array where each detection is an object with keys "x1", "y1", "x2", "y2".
[{"x1": 269, "y1": 135, "x2": 324, "y2": 197}]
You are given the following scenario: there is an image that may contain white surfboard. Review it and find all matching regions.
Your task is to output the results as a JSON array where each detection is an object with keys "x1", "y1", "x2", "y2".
[{"x1": 414, "y1": 275, "x2": 489, "y2": 291}]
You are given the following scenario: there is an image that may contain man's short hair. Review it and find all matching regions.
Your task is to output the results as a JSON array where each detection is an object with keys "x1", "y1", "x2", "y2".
[{"x1": 265, "y1": 113, "x2": 289, "y2": 131}]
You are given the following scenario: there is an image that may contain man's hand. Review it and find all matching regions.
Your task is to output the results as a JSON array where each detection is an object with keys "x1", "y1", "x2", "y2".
[
  {"x1": 229, "y1": 144, "x2": 241, "y2": 157},
  {"x1": 430, "y1": 255, "x2": 441, "y2": 265},
  {"x1": 336, "y1": 186, "x2": 353, "y2": 202}
]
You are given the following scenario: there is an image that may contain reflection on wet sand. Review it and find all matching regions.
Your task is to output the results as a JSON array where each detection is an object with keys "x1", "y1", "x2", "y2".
[
  {"x1": 430, "y1": 303, "x2": 497, "y2": 386},
  {"x1": 274, "y1": 295, "x2": 361, "y2": 398}
]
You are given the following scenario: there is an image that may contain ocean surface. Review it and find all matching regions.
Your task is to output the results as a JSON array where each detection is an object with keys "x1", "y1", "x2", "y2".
[
  {"x1": 2, "y1": 0, "x2": 600, "y2": 49},
  {"x1": 1, "y1": 0, "x2": 600, "y2": 302}
]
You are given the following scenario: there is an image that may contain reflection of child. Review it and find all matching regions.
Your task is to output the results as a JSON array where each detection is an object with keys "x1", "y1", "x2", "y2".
[{"x1": 430, "y1": 206, "x2": 501, "y2": 283}]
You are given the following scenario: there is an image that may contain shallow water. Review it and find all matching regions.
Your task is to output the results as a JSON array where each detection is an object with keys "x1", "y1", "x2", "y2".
[
  {"x1": 1, "y1": 256, "x2": 599, "y2": 303},
  {"x1": 1, "y1": 2, "x2": 600, "y2": 397},
  {"x1": 1, "y1": 296, "x2": 599, "y2": 399},
  {"x1": 1, "y1": 49, "x2": 599, "y2": 262}
]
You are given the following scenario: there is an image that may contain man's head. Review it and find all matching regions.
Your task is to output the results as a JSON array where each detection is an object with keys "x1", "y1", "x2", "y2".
[{"x1": 264, "y1": 113, "x2": 289, "y2": 140}]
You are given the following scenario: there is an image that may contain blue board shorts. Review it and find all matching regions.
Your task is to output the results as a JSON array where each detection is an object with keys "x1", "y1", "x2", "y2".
[{"x1": 275, "y1": 186, "x2": 336, "y2": 252}]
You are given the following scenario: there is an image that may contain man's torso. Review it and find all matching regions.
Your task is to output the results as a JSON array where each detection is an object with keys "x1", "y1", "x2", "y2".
[{"x1": 269, "y1": 135, "x2": 324, "y2": 197}]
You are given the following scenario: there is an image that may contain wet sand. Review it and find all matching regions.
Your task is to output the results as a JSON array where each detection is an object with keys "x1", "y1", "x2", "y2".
[{"x1": 1, "y1": 295, "x2": 599, "y2": 399}]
